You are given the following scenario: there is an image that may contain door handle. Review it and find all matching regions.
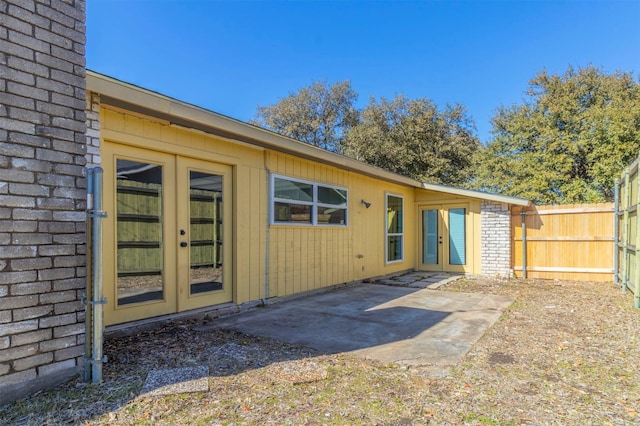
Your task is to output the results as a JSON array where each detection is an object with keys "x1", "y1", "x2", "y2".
[{"x1": 180, "y1": 242, "x2": 188, "y2": 248}]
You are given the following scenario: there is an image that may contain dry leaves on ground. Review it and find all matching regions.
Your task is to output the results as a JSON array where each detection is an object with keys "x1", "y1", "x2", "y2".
[{"x1": 1, "y1": 277, "x2": 639, "y2": 425}]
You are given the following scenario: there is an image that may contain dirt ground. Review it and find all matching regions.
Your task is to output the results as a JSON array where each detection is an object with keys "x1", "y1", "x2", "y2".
[{"x1": 2, "y1": 277, "x2": 639, "y2": 425}]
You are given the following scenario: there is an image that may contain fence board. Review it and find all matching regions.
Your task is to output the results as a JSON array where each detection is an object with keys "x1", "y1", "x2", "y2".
[
  {"x1": 512, "y1": 203, "x2": 615, "y2": 282},
  {"x1": 617, "y1": 156, "x2": 640, "y2": 307}
]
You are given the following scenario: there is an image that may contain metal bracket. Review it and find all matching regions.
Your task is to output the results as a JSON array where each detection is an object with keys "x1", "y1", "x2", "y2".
[
  {"x1": 88, "y1": 210, "x2": 108, "y2": 218},
  {"x1": 87, "y1": 356, "x2": 108, "y2": 365},
  {"x1": 88, "y1": 298, "x2": 108, "y2": 305}
]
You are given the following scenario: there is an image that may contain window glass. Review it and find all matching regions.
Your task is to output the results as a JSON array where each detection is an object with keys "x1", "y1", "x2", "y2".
[
  {"x1": 274, "y1": 177, "x2": 313, "y2": 202},
  {"x1": 318, "y1": 186, "x2": 347, "y2": 207},
  {"x1": 387, "y1": 196, "x2": 403, "y2": 233},
  {"x1": 189, "y1": 171, "x2": 224, "y2": 295},
  {"x1": 386, "y1": 195, "x2": 404, "y2": 262},
  {"x1": 387, "y1": 235, "x2": 403, "y2": 263},
  {"x1": 449, "y1": 208, "x2": 466, "y2": 265},
  {"x1": 116, "y1": 159, "x2": 164, "y2": 305},
  {"x1": 422, "y1": 209, "x2": 439, "y2": 265},
  {"x1": 272, "y1": 175, "x2": 347, "y2": 226},
  {"x1": 317, "y1": 206, "x2": 346, "y2": 225},
  {"x1": 274, "y1": 202, "x2": 312, "y2": 223}
]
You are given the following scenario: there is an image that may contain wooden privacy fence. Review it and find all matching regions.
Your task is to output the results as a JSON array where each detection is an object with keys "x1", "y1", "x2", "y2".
[
  {"x1": 511, "y1": 203, "x2": 615, "y2": 282},
  {"x1": 616, "y1": 158, "x2": 640, "y2": 308}
]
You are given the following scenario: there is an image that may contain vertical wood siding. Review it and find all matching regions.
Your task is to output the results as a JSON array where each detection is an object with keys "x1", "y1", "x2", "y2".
[
  {"x1": 101, "y1": 106, "x2": 418, "y2": 306},
  {"x1": 265, "y1": 151, "x2": 415, "y2": 297}
]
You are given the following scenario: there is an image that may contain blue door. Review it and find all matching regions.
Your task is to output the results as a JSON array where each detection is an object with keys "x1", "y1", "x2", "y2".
[{"x1": 448, "y1": 208, "x2": 466, "y2": 265}]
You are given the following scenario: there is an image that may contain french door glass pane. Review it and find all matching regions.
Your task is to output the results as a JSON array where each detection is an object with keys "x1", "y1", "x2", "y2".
[
  {"x1": 449, "y1": 208, "x2": 466, "y2": 265},
  {"x1": 189, "y1": 171, "x2": 224, "y2": 295},
  {"x1": 116, "y1": 159, "x2": 164, "y2": 305},
  {"x1": 423, "y1": 209, "x2": 439, "y2": 265}
]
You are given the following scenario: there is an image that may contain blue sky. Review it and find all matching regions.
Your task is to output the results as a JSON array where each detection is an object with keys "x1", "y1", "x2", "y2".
[{"x1": 87, "y1": 0, "x2": 640, "y2": 144}]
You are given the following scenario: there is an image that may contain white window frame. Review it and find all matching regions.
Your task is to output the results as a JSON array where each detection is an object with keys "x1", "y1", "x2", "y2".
[
  {"x1": 385, "y1": 193, "x2": 404, "y2": 263},
  {"x1": 270, "y1": 174, "x2": 348, "y2": 227}
]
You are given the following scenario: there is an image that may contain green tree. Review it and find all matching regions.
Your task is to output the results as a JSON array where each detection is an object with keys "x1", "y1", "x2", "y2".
[
  {"x1": 252, "y1": 80, "x2": 359, "y2": 152},
  {"x1": 342, "y1": 95, "x2": 481, "y2": 186},
  {"x1": 473, "y1": 66, "x2": 640, "y2": 204}
]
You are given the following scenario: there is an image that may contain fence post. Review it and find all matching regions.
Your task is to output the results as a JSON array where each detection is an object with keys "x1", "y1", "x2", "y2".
[
  {"x1": 521, "y1": 209, "x2": 527, "y2": 279},
  {"x1": 623, "y1": 171, "x2": 630, "y2": 292},
  {"x1": 636, "y1": 161, "x2": 640, "y2": 308},
  {"x1": 614, "y1": 179, "x2": 619, "y2": 284}
]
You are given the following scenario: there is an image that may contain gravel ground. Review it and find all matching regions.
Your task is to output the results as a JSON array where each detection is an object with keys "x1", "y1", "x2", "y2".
[{"x1": 1, "y1": 276, "x2": 639, "y2": 425}]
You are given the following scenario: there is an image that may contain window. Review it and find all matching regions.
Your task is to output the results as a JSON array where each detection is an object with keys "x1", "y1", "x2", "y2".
[
  {"x1": 271, "y1": 175, "x2": 347, "y2": 226},
  {"x1": 386, "y1": 194, "x2": 403, "y2": 263}
]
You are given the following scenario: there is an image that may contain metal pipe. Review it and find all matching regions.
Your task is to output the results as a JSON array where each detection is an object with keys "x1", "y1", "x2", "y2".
[
  {"x1": 84, "y1": 169, "x2": 94, "y2": 382},
  {"x1": 614, "y1": 179, "x2": 619, "y2": 285},
  {"x1": 264, "y1": 167, "x2": 271, "y2": 301},
  {"x1": 91, "y1": 167, "x2": 107, "y2": 382},
  {"x1": 521, "y1": 209, "x2": 527, "y2": 279}
]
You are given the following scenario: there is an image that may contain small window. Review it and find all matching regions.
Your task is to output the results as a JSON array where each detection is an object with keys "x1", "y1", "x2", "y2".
[
  {"x1": 271, "y1": 175, "x2": 347, "y2": 226},
  {"x1": 386, "y1": 194, "x2": 404, "y2": 263}
]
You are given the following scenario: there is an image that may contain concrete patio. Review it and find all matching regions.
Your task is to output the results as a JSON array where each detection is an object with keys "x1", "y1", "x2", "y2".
[{"x1": 214, "y1": 272, "x2": 514, "y2": 373}]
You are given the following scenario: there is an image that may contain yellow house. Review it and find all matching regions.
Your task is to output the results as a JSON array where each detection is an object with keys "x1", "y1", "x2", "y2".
[{"x1": 86, "y1": 71, "x2": 530, "y2": 326}]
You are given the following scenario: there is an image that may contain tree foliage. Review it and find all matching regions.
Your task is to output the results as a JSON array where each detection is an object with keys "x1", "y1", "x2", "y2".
[
  {"x1": 342, "y1": 96, "x2": 481, "y2": 185},
  {"x1": 252, "y1": 80, "x2": 359, "y2": 152},
  {"x1": 473, "y1": 66, "x2": 640, "y2": 204}
]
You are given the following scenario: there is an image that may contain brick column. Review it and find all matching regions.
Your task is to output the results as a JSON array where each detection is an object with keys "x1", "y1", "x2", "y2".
[
  {"x1": 0, "y1": 0, "x2": 87, "y2": 405},
  {"x1": 480, "y1": 201, "x2": 513, "y2": 277}
]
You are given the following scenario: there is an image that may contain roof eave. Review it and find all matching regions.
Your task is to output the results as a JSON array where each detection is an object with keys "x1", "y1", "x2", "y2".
[
  {"x1": 86, "y1": 71, "x2": 423, "y2": 189},
  {"x1": 86, "y1": 71, "x2": 532, "y2": 207},
  {"x1": 421, "y1": 182, "x2": 531, "y2": 206}
]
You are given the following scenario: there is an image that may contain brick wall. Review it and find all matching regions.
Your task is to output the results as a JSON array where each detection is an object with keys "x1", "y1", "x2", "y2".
[
  {"x1": 85, "y1": 92, "x2": 100, "y2": 167},
  {"x1": 480, "y1": 201, "x2": 512, "y2": 277},
  {"x1": 0, "y1": 0, "x2": 87, "y2": 405}
]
